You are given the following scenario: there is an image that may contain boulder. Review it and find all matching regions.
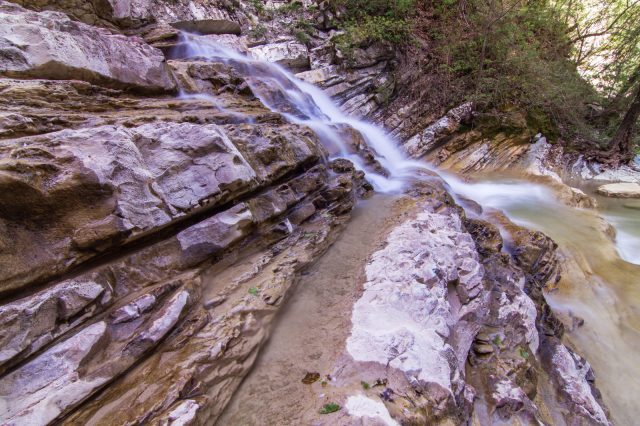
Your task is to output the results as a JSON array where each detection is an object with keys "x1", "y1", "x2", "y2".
[
  {"x1": 346, "y1": 203, "x2": 488, "y2": 422},
  {"x1": 249, "y1": 41, "x2": 310, "y2": 72},
  {"x1": 0, "y1": 1, "x2": 176, "y2": 92},
  {"x1": 596, "y1": 182, "x2": 640, "y2": 198}
]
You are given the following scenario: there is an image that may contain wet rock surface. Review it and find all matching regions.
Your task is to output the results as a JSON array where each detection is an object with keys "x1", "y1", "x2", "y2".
[
  {"x1": 0, "y1": 1, "x2": 614, "y2": 425},
  {"x1": 597, "y1": 182, "x2": 640, "y2": 198}
]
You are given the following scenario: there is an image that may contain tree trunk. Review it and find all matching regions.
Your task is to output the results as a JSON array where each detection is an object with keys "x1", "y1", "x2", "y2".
[
  {"x1": 609, "y1": 63, "x2": 640, "y2": 110},
  {"x1": 606, "y1": 82, "x2": 640, "y2": 164}
]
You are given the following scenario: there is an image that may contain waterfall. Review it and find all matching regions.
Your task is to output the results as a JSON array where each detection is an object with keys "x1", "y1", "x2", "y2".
[
  {"x1": 171, "y1": 33, "x2": 640, "y2": 266},
  {"x1": 171, "y1": 33, "x2": 430, "y2": 193},
  {"x1": 171, "y1": 34, "x2": 544, "y2": 203}
]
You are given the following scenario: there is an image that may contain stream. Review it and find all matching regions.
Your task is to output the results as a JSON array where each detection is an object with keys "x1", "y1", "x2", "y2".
[
  {"x1": 445, "y1": 174, "x2": 640, "y2": 425},
  {"x1": 175, "y1": 35, "x2": 640, "y2": 425}
]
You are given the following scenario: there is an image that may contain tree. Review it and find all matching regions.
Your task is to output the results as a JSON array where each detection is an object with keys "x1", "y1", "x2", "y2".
[
  {"x1": 558, "y1": 0, "x2": 640, "y2": 161},
  {"x1": 605, "y1": 78, "x2": 640, "y2": 164}
]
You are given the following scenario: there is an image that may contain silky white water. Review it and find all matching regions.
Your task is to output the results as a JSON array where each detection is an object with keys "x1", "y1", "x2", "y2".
[
  {"x1": 172, "y1": 33, "x2": 431, "y2": 192},
  {"x1": 176, "y1": 34, "x2": 640, "y2": 424},
  {"x1": 173, "y1": 34, "x2": 639, "y2": 267}
]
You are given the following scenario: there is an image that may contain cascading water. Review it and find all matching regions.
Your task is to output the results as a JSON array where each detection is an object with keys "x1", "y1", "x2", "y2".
[
  {"x1": 172, "y1": 33, "x2": 640, "y2": 425},
  {"x1": 172, "y1": 34, "x2": 640, "y2": 259},
  {"x1": 171, "y1": 33, "x2": 429, "y2": 193}
]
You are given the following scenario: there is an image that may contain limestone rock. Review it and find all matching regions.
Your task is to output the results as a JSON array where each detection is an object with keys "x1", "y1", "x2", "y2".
[
  {"x1": 0, "y1": 277, "x2": 108, "y2": 374},
  {"x1": 51, "y1": 163, "x2": 364, "y2": 425},
  {"x1": 403, "y1": 102, "x2": 474, "y2": 158},
  {"x1": 10, "y1": 0, "x2": 242, "y2": 31},
  {"x1": 596, "y1": 182, "x2": 640, "y2": 198},
  {"x1": 249, "y1": 41, "x2": 310, "y2": 72},
  {"x1": 346, "y1": 202, "x2": 487, "y2": 422},
  {"x1": 170, "y1": 19, "x2": 241, "y2": 35},
  {"x1": 0, "y1": 121, "x2": 323, "y2": 295},
  {"x1": 543, "y1": 341, "x2": 611, "y2": 425},
  {"x1": 0, "y1": 321, "x2": 108, "y2": 425},
  {"x1": 0, "y1": 1, "x2": 176, "y2": 92}
]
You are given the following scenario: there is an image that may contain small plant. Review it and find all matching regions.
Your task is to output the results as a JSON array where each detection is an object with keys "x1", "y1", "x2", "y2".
[
  {"x1": 361, "y1": 381, "x2": 370, "y2": 390},
  {"x1": 492, "y1": 335, "x2": 503, "y2": 346},
  {"x1": 249, "y1": 24, "x2": 267, "y2": 39},
  {"x1": 519, "y1": 347, "x2": 530, "y2": 359},
  {"x1": 294, "y1": 30, "x2": 311, "y2": 45},
  {"x1": 289, "y1": 19, "x2": 315, "y2": 45},
  {"x1": 249, "y1": 0, "x2": 265, "y2": 15},
  {"x1": 319, "y1": 402, "x2": 341, "y2": 414},
  {"x1": 276, "y1": 1, "x2": 303, "y2": 14},
  {"x1": 248, "y1": 287, "x2": 259, "y2": 296}
]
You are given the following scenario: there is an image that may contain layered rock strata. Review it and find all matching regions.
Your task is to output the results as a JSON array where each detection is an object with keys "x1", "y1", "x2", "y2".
[
  {"x1": 0, "y1": 1, "x2": 614, "y2": 425},
  {"x1": 0, "y1": 2, "x2": 376, "y2": 424},
  {"x1": 342, "y1": 181, "x2": 610, "y2": 425}
]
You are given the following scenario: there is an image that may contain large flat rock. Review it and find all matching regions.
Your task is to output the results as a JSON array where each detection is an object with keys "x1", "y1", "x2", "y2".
[
  {"x1": 596, "y1": 182, "x2": 640, "y2": 198},
  {"x1": 0, "y1": 121, "x2": 323, "y2": 294},
  {"x1": 11, "y1": 0, "x2": 243, "y2": 31},
  {"x1": 0, "y1": 1, "x2": 176, "y2": 92}
]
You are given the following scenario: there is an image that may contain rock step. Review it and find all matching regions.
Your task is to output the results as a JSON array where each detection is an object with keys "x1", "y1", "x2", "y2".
[{"x1": 596, "y1": 182, "x2": 640, "y2": 198}]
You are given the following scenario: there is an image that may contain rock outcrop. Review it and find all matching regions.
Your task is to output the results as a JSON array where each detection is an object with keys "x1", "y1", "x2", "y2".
[
  {"x1": 597, "y1": 182, "x2": 640, "y2": 198},
  {"x1": 0, "y1": 1, "x2": 613, "y2": 425},
  {"x1": 341, "y1": 181, "x2": 609, "y2": 425},
  {"x1": 0, "y1": 1, "x2": 176, "y2": 92},
  {"x1": 10, "y1": 0, "x2": 242, "y2": 30},
  {"x1": 0, "y1": 2, "x2": 378, "y2": 424}
]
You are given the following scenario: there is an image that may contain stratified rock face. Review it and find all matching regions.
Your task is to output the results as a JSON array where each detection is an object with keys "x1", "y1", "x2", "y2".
[
  {"x1": 0, "y1": 121, "x2": 324, "y2": 295},
  {"x1": 10, "y1": 0, "x2": 242, "y2": 30},
  {"x1": 100, "y1": 0, "x2": 236, "y2": 26},
  {"x1": 0, "y1": 114, "x2": 367, "y2": 425},
  {"x1": 347, "y1": 206, "x2": 487, "y2": 422},
  {"x1": 0, "y1": 3, "x2": 378, "y2": 424},
  {"x1": 250, "y1": 41, "x2": 310, "y2": 72},
  {"x1": 402, "y1": 102, "x2": 474, "y2": 158},
  {"x1": 0, "y1": 1, "x2": 176, "y2": 91}
]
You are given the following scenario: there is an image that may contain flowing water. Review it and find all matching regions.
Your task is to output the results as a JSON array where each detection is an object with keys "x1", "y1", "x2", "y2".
[
  {"x1": 444, "y1": 174, "x2": 640, "y2": 425},
  {"x1": 174, "y1": 35, "x2": 640, "y2": 424},
  {"x1": 171, "y1": 34, "x2": 430, "y2": 193}
]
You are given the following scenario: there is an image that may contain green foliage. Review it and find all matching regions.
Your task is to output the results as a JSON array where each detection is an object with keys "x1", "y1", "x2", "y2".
[
  {"x1": 249, "y1": 0, "x2": 265, "y2": 15},
  {"x1": 361, "y1": 381, "x2": 370, "y2": 390},
  {"x1": 290, "y1": 18, "x2": 315, "y2": 45},
  {"x1": 276, "y1": 1, "x2": 303, "y2": 14},
  {"x1": 249, "y1": 24, "x2": 267, "y2": 39},
  {"x1": 421, "y1": 0, "x2": 600, "y2": 142},
  {"x1": 492, "y1": 334, "x2": 502, "y2": 346},
  {"x1": 519, "y1": 347, "x2": 530, "y2": 359},
  {"x1": 319, "y1": 403, "x2": 341, "y2": 414},
  {"x1": 329, "y1": 0, "x2": 414, "y2": 18},
  {"x1": 340, "y1": 15, "x2": 411, "y2": 46},
  {"x1": 248, "y1": 287, "x2": 259, "y2": 296},
  {"x1": 331, "y1": 0, "x2": 415, "y2": 58}
]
